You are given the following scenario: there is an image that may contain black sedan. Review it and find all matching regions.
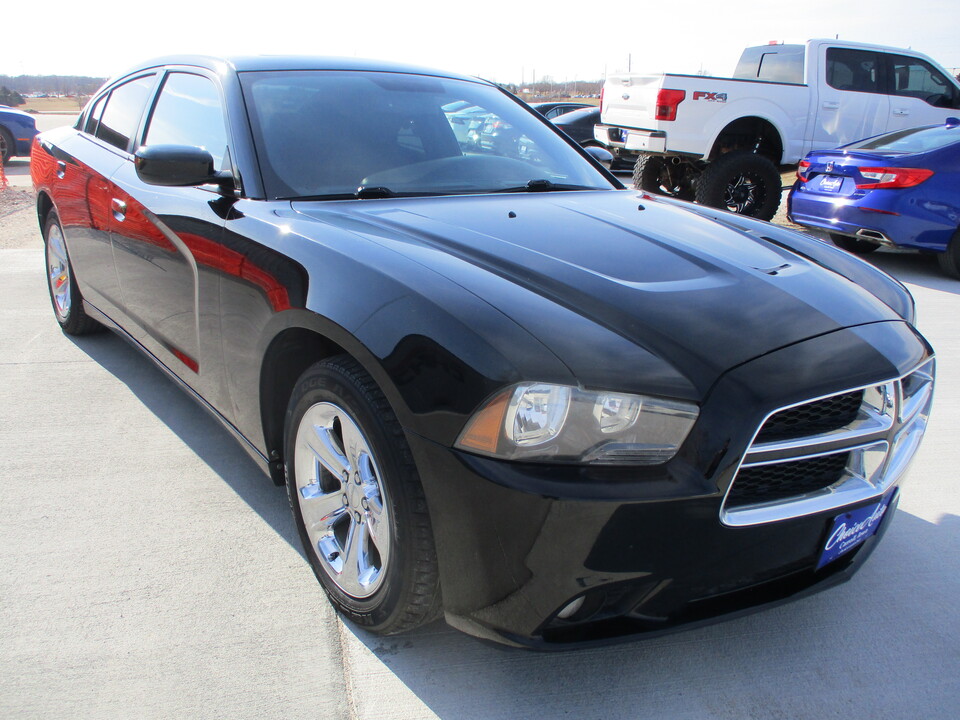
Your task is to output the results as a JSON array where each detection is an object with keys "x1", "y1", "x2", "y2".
[
  {"x1": 551, "y1": 106, "x2": 635, "y2": 170},
  {"x1": 32, "y1": 55, "x2": 934, "y2": 648},
  {"x1": 529, "y1": 101, "x2": 591, "y2": 118}
]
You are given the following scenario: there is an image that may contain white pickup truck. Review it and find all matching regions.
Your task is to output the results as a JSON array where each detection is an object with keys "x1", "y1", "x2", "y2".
[{"x1": 595, "y1": 39, "x2": 960, "y2": 219}]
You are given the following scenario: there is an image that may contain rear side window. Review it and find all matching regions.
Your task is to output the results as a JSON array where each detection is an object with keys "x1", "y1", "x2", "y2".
[
  {"x1": 734, "y1": 45, "x2": 805, "y2": 83},
  {"x1": 83, "y1": 94, "x2": 106, "y2": 135},
  {"x1": 96, "y1": 75, "x2": 156, "y2": 151},
  {"x1": 826, "y1": 48, "x2": 881, "y2": 93},
  {"x1": 888, "y1": 55, "x2": 960, "y2": 109},
  {"x1": 144, "y1": 72, "x2": 229, "y2": 169}
]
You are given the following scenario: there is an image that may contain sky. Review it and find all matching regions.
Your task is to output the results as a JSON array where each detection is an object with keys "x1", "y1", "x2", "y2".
[{"x1": 3, "y1": 0, "x2": 958, "y2": 83}]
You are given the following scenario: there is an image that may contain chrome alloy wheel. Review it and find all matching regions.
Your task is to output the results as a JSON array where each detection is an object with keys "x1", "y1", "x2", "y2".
[
  {"x1": 45, "y1": 222, "x2": 71, "y2": 321},
  {"x1": 294, "y1": 402, "x2": 391, "y2": 599}
]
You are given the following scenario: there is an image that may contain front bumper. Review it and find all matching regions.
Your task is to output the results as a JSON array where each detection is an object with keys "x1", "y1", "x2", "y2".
[{"x1": 408, "y1": 322, "x2": 933, "y2": 648}]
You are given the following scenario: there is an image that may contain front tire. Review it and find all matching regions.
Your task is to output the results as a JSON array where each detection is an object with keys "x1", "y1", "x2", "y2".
[
  {"x1": 0, "y1": 127, "x2": 13, "y2": 165},
  {"x1": 284, "y1": 356, "x2": 440, "y2": 634},
  {"x1": 43, "y1": 212, "x2": 103, "y2": 335},
  {"x1": 694, "y1": 150, "x2": 782, "y2": 220}
]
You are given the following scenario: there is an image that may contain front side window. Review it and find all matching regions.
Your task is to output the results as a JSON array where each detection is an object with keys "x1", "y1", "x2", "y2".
[
  {"x1": 96, "y1": 74, "x2": 156, "y2": 151},
  {"x1": 826, "y1": 48, "x2": 881, "y2": 93},
  {"x1": 240, "y1": 70, "x2": 611, "y2": 200},
  {"x1": 889, "y1": 55, "x2": 960, "y2": 109},
  {"x1": 144, "y1": 72, "x2": 229, "y2": 169}
]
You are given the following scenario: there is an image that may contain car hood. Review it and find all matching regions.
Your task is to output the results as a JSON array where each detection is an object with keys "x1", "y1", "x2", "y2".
[{"x1": 291, "y1": 189, "x2": 906, "y2": 399}]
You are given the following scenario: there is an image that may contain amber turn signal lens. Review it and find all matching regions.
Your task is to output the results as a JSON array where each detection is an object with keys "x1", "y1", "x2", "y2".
[{"x1": 457, "y1": 391, "x2": 510, "y2": 454}]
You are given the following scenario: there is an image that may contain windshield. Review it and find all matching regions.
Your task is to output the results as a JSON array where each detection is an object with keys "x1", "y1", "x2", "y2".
[
  {"x1": 239, "y1": 70, "x2": 613, "y2": 199},
  {"x1": 844, "y1": 123, "x2": 960, "y2": 155}
]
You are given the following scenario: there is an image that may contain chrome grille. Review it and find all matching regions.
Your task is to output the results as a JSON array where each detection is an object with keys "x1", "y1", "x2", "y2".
[{"x1": 720, "y1": 358, "x2": 935, "y2": 527}]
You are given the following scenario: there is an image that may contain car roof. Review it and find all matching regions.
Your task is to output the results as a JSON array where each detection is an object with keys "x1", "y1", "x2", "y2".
[{"x1": 112, "y1": 55, "x2": 486, "y2": 85}]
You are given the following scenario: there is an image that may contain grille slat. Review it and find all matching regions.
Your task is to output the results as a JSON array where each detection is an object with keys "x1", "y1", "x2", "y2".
[
  {"x1": 754, "y1": 390, "x2": 862, "y2": 444},
  {"x1": 726, "y1": 453, "x2": 849, "y2": 508}
]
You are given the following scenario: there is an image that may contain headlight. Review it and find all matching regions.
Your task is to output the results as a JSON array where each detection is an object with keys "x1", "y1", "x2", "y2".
[{"x1": 456, "y1": 383, "x2": 698, "y2": 465}]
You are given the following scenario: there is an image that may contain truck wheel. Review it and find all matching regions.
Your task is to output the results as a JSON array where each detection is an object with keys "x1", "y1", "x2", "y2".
[
  {"x1": 695, "y1": 151, "x2": 781, "y2": 220},
  {"x1": 936, "y1": 229, "x2": 960, "y2": 279},
  {"x1": 829, "y1": 233, "x2": 880, "y2": 255},
  {"x1": 633, "y1": 153, "x2": 695, "y2": 200}
]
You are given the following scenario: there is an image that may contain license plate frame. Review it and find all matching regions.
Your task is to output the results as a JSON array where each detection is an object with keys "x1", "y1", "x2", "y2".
[
  {"x1": 817, "y1": 490, "x2": 897, "y2": 570},
  {"x1": 819, "y1": 175, "x2": 843, "y2": 193}
]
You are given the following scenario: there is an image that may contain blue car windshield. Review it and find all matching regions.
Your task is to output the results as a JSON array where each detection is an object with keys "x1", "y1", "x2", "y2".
[
  {"x1": 845, "y1": 124, "x2": 960, "y2": 155},
  {"x1": 239, "y1": 70, "x2": 613, "y2": 199}
]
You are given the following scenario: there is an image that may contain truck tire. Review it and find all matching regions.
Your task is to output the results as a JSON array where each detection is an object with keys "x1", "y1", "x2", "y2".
[
  {"x1": 632, "y1": 153, "x2": 695, "y2": 200},
  {"x1": 829, "y1": 233, "x2": 880, "y2": 255},
  {"x1": 695, "y1": 151, "x2": 781, "y2": 221}
]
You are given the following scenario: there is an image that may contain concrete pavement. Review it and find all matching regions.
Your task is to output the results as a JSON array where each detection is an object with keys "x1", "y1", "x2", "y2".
[{"x1": 1, "y1": 200, "x2": 959, "y2": 718}]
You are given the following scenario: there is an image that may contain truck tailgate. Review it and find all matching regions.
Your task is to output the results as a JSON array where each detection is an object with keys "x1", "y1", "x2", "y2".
[{"x1": 602, "y1": 74, "x2": 663, "y2": 129}]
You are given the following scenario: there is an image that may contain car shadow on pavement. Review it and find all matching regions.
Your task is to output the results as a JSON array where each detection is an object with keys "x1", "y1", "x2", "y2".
[
  {"x1": 64, "y1": 330, "x2": 302, "y2": 552},
  {"x1": 340, "y1": 509, "x2": 960, "y2": 719}
]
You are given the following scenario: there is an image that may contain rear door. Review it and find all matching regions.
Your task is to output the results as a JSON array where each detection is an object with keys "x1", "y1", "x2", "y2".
[
  {"x1": 812, "y1": 46, "x2": 889, "y2": 150},
  {"x1": 108, "y1": 69, "x2": 232, "y2": 404}
]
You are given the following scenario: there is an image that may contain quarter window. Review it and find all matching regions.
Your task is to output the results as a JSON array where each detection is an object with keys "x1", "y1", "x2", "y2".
[
  {"x1": 96, "y1": 75, "x2": 156, "y2": 151},
  {"x1": 144, "y1": 72, "x2": 229, "y2": 169},
  {"x1": 83, "y1": 94, "x2": 106, "y2": 135},
  {"x1": 826, "y1": 48, "x2": 881, "y2": 93}
]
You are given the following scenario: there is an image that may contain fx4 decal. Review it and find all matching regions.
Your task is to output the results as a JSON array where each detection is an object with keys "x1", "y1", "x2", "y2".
[{"x1": 693, "y1": 91, "x2": 727, "y2": 102}]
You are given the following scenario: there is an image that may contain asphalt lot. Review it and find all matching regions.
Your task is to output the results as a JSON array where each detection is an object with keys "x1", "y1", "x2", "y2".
[{"x1": 2, "y1": 117, "x2": 959, "y2": 718}]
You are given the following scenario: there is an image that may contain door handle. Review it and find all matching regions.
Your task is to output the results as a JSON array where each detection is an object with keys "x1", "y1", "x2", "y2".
[
  {"x1": 111, "y1": 198, "x2": 127, "y2": 221},
  {"x1": 56, "y1": 161, "x2": 66, "y2": 179},
  {"x1": 822, "y1": 101, "x2": 840, "y2": 110},
  {"x1": 893, "y1": 108, "x2": 910, "y2": 116}
]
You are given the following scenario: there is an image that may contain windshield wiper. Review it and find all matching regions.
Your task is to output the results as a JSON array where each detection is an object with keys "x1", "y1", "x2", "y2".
[
  {"x1": 492, "y1": 179, "x2": 598, "y2": 193},
  {"x1": 355, "y1": 185, "x2": 398, "y2": 199}
]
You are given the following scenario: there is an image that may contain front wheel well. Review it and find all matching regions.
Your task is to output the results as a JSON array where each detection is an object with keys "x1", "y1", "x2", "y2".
[
  {"x1": 709, "y1": 117, "x2": 783, "y2": 164},
  {"x1": 259, "y1": 327, "x2": 348, "y2": 485}
]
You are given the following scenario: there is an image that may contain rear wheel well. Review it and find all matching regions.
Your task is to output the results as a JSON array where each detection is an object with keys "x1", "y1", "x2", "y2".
[
  {"x1": 36, "y1": 191, "x2": 54, "y2": 231},
  {"x1": 260, "y1": 328, "x2": 348, "y2": 485},
  {"x1": 709, "y1": 117, "x2": 783, "y2": 164}
]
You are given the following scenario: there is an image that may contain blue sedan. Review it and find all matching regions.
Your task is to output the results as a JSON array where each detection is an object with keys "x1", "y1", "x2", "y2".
[
  {"x1": 0, "y1": 105, "x2": 39, "y2": 164},
  {"x1": 788, "y1": 119, "x2": 960, "y2": 278}
]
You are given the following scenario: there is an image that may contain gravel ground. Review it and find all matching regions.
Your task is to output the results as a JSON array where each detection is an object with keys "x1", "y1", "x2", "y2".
[{"x1": 0, "y1": 199, "x2": 39, "y2": 250}]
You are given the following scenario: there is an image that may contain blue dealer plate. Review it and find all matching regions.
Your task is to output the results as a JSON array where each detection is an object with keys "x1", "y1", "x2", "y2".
[{"x1": 817, "y1": 490, "x2": 897, "y2": 570}]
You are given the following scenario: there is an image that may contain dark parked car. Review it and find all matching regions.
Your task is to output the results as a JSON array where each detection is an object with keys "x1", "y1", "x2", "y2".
[
  {"x1": 33, "y1": 55, "x2": 934, "y2": 648},
  {"x1": 551, "y1": 106, "x2": 634, "y2": 170},
  {"x1": 529, "y1": 101, "x2": 591, "y2": 119},
  {"x1": 0, "y1": 105, "x2": 39, "y2": 164},
  {"x1": 789, "y1": 119, "x2": 960, "y2": 278}
]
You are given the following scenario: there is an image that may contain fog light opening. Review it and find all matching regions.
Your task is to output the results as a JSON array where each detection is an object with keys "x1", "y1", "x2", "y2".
[{"x1": 556, "y1": 596, "x2": 586, "y2": 620}]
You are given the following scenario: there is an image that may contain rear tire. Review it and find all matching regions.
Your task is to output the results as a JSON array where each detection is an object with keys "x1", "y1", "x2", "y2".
[
  {"x1": 284, "y1": 356, "x2": 441, "y2": 635},
  {"x1": 936, "y1": 229, "x2": 960, "y2": 279},
  {"x1": 694, "y1": 150, "x2": 781, "y2": 220},
  {"x1": 43, "y1": 212, "x2": 103, "y2": 335},
  {"x1": 632, "y1": 153, "x2": 695, "y2": 200},
  {"x1": 830, "y1": 233, "x2": 880, "y2": 255}
]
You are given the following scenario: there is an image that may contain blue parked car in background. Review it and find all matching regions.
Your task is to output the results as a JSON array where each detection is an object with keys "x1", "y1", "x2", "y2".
[
  {"x1": 0, "y1": 105, "x2": 39, "y2": 164},
  {"x1": 788, "y1": 118, "x2": 960, "y2": 278}
]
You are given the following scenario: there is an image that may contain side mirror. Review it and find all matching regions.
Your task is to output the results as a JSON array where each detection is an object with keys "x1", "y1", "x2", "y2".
[
  {"x1": 135, "y1": 145, "x2": 232, "y2": 189},
  {"x1": 584, "y1": 145, "x2": 614, "y2": 171}
]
